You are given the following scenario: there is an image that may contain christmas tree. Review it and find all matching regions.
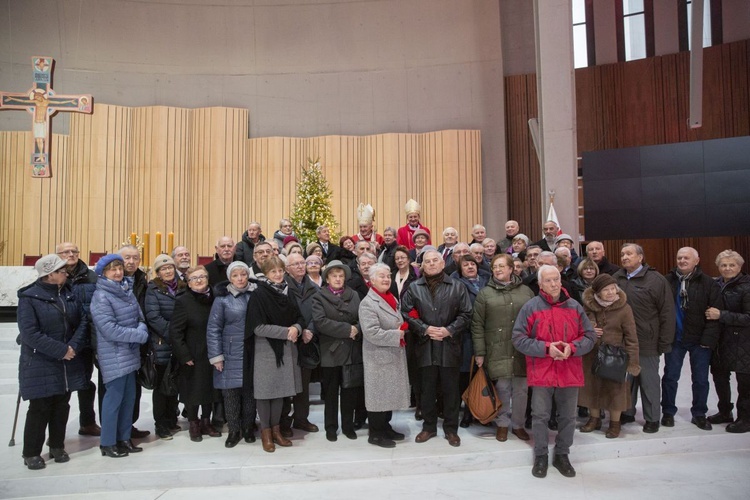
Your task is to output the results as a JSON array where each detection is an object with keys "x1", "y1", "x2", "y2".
[{"x1": 290, "y1": 158, "x2": 340, "y2": 246}]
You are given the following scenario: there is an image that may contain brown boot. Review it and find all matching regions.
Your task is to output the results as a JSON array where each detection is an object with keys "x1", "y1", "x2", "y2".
[
  {"x1": 272, "y1": 425, "x2": 292, "y2": 447},
  {"x1": 580, "y1": 417, "x2": 602, "y2": 433},
  {"x1": 261, "y1": 428, "x2": 275, "y2": 453},
  {"x1": 189, "y1": 420, "x2": 203, "y2": 442},
  {"x1": 495, "y1": 426, "x2": 508, "y2": 442},
  {"x1": 606, "y1": 421, "x2": 621, "y2": 439},
  {"x1": 200, "y1": 417, "x2": 221, "y2": 437}
]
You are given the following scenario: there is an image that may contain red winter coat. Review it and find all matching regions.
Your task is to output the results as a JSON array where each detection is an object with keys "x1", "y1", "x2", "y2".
[{"x1": 512, "y1": 289, "x2": 596, "y2": 387}]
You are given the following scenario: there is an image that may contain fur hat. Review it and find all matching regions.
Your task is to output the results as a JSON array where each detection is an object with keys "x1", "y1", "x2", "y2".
[
  {"x1": 35, "y1": 254, "x2": 66, "y2": 278},
  {"x1": 591, "y1": 273, "x2": 617, "y2": 294},
  {"x1": 512, "y1": 233, "x2": 530, "y2": 246},
  {"x1": 95, "y1": 254, "x2": 124, "y2": 277},
  {"x1": 153, "y1": 254, "x2": 176, "y2": 273}
]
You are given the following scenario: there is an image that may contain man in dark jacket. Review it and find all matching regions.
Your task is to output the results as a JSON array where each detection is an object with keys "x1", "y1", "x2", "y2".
[
  {"x1": 234, "y1": 222, "x2": 265, "y2": 267},
  {"x1": 661, "y1": 247, "x2": 722, "y2": 430},
  {"x1": 170, "y1": 246, "x2": 192, "y2": 282},
  {"x1": 402, "y1": 250, "x2": 472, "y2": 447},
  {"x1": 586, "y1": 241, "x2": 620, "y2": 276},
  {"x1": 57, "y1": 242, "x2": 100, "y2": 437},
  {"x1": 614, "y1": 243, "x2": 675, "y2": 433},
  {"x1": 205, "y1": 236, "x2": 236, "y2": 287},
  {"x1": 315, "y1": 224, "x2": 342, "y2": 264}
]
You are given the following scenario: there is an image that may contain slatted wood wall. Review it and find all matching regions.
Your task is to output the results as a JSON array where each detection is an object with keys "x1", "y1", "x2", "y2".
[
  {"x1": 0, "y1": 104, "x2": 482, "y2": 265},
  {"x1": 505, "y1": 39, "x2": 750, "y2": 275}
]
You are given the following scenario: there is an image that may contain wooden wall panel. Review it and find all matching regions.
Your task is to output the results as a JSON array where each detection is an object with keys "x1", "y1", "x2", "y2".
[
  {"x1": 506, "y1": 39, "x2": 750, "y2": 276},
  {"x1": 0, "y1": 107, "x2": 483, "y2": 266}
]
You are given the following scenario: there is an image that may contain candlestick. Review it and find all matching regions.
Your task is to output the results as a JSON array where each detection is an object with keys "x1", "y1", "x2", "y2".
[
  {"x1": 167, "y1": 232, "x2": 174, "y2": 253},
  {"x1": 143, "y1": 233, "x2": 150, "y2": 267},
  {"x1": 130, "y1": 233, "x2": 136, "y2": 246},
  {"x1": 156, "y1": 232, "x2": 162, "y2": 255}
]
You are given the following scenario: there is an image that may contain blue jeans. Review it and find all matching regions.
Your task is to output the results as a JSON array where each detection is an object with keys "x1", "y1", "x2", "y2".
[
  {"x1": 101, "y1": 372, "x2": 136, "y2": 446},
  {"x1": 661, "y1": 341, "x2": 711, "y2": 418}
]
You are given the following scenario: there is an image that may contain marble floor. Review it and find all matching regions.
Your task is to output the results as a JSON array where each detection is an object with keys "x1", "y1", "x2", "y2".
[{"x1": 1, "y1": 322, "x2": 749, "y2": 499}]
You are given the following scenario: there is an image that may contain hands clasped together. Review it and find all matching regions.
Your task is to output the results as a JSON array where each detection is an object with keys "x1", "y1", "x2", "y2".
[{"x1": 549, "y1": 341, "x2": 572, "y2": 361}]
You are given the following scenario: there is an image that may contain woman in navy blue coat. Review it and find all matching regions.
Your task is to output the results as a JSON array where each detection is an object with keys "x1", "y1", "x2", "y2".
[{"x1": 17, "y1": 254, "x2": 88, "y2": 470}]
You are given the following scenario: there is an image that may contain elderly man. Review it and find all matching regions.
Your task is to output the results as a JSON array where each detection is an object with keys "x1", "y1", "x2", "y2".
[
  {"x1": 555, "y1": 247, "x2": 577, "y2": 282},
  {"x1": 614, "y1": 243, "x2": 675, "y2": 432},
  {"x1": 438, "y1": 227, "x2": 459, "y2": 261},
  {"x1": 56, "y1": 242, "x2": 100, "y2": 437},
  {"x1": 205, "y1": 236, "x2": 236, "y2": 287},
  {"x1": 469, "y1": 224, "x2": 487, "y2": 245},
  {"x1": 247, "y1": 241, "x2": 273, "y2": 281},
  {"x1": 234, "y1": 222, "x2": 265, "y2": 266},
  {"x1": 469, "y1": 243, "x2": 490, "y2": 272},
  {"x1": 661, "y1": 247, "x2": 722, "y2": 430},
  {"x1": 512, "y1": 265, "x2": 595, "y2": 478},
  {"x1": 170, "y1": 246, "x2": 192, "y2": 282},
  {"x1": 349, "y1": 240, "x2": 372, "y2": 271},
  {"x1": 397, "y1": 199, "x2": 431, "y2": 250},
  {"x1": 445, "y1": 242, "x2": 470, "y2": 276},
  {"x1": 586, "y1": 241, "x2": 620, "y2": 276},
  {"x1": 402, "y1": 250, "x2": 472, "y2": 447},
  {"x1": 352, "y1": 203, "x2": 384, "y2": 249},
  {"x1": 315, "y1": 225, "x2": 342, "y2": 263},
  {"x1": 533, "y1": 220, "x2": 560, "y2": 252},
  {"x1": 498, "y1": 220, "x2": 520, "y2": 253},
  {"x1": 347, "y1": 251, "x2": 377, "y2": 300},
  {"x1": 522, "y1": 245, "x2": 543, "y2": 279},
  {"x1": 378, "y1": 227, "x2": 399, "y2": 271}
]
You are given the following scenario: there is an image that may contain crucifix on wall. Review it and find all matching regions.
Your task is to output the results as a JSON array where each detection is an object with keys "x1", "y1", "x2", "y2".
[{"x1": 0, "y1": 57, "x2": 93, "y2": 178}]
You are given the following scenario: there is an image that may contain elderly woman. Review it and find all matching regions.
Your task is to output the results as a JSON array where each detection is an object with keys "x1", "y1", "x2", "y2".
[
  {"x1": 312, "y1": 260, "x2": 363, "y2": 442},
  {"x1": 509, "y1": 234, "x2": 529, "y2": 261},
  {"x1": 207, "y1": 261, "x2": 255, "y2": 448},
  {"x1": 482, "y1": 238, "x2": 498, "y2": 261},
  {"x1": 472, "y1": 254, "x2": 535, "y2": 441},
  {"x1": 378, "y1": 227, "x2": 399, "y2": 271},
  {"x1": 246, "y1": 256, "x2": 304, "y2": 452},
  {"x1": 274, "y1": 218, "x2": 297, "y2": 249},
  {"x1": 17, "y1": 254, "x2": 88, "y2": 469},
  {"x1": 338, "y1": 236, "x2": 357, "y2": 267},
  {"x1": 453, "y1": 255, "x2": 490, "y2": 427},
  {"x1": 409, "y1": 229, "x2": 431, "y2": 264},
  {"x1": 305, "y1": 254, "x2": 324, "y2": 287},
  {"x1": 570, "y1": 258, "x2": 599, "y2": 304},
  {"x1": 706, "y1": 250, "x2": 750, "y2": 433},
  {"x1": 358, "y1": 263, "x2": 410, "y2": 448},
  {"x1": 90, "y1": 254, "x2": 149, "y2": 458},
  {"x1": 579, "y1": 274, "x2": 640, "y2": 438},
  {"x1": 306, "y1": 242, "x2": 324, "y2": 260},
  {"x1": 144, "y1": 254, "x2": 187, "y2": 440},
  {"x1": 390, "y1": 246, "x2": 420, "y2": 415},
  {"x1": 170, "y1": 266, "x2": 218, "y2": 443},
  {"x1": 284, "y1": 241, "x2": 304, "y2": 257}
]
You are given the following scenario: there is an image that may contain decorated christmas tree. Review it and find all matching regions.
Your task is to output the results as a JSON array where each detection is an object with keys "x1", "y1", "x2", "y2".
[{"x1": 290, "y1": 158, "x2": 340, "y2": 246}]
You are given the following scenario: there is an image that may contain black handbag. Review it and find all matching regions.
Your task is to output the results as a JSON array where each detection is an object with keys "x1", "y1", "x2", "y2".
[
  {"x1": 137, "y1": 347, "x2": 157, "y2": 390},
  {"x1": 592, "y1": 343, "x2": 629, "y2": 382},
  {"x1": 160, "y1": 356, "x2": 180, "y2": 396},
  {"x1": 342, "y1": 362, "x2": 364, "y2": 388},
  {"x1": 298, "y1": 340, "x2": 321, "y2": 370}
]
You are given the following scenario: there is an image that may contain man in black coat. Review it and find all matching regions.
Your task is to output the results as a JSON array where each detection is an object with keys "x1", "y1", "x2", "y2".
[
  {"x1": 533, "y1": 220, "x2": 560, "y2": 252},
  {"x1": 585, "y1": 241, "x2": 620, "y2": 276},
  {"x1": 402, "y1": 250, "x2": 473, "y2": 447},
  {"x1": 234, "y1": 222, "x2": 265, "y2": 267},
  {"x1": 661, "y1": 247, "x2": 722, "y2": 430},
  {"x1": 57, "y1": 241, "x2": 100, "y2": 437},
  {"x1": 205, "y1": 236, "x2": 236, "y2": 287},
  {"x1": 315, "y1": 224, "x2": 343, "y2": 264}
]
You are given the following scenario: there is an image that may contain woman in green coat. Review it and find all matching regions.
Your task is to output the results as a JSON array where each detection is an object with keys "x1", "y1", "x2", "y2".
[{"x1": 471, "y1": 254, "x2": 535, "y2": 442}]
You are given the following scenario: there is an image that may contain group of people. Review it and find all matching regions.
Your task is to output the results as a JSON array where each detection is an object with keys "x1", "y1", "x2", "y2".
[{"x1": 16, "y1": 199, "x2": 750, "y2": 480}]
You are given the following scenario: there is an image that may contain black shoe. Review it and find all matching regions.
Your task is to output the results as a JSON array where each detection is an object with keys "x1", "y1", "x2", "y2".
[
  {"x1": 661, "y1": 414, "x2": 675, "y2": 427},
  {"x1": 691, "y1": 416, "x2": 713, "y2": 431},
  {"x1": 100, "y1": 445, "x2": 128, "y2": 458},
  {"x1": 130, "y1": 427, "x2": 151, "y2": 439},
  {"x1": 532, "y1": 454, "x2": 548, "y2": 478},
  {"x1": 726, "y1": 418, "x2": 750, "y2": 434},
  {"x1": 23, "y1": 456, "x2": 46, "y2": 470},
  {"x1": 48, "y1": 448, "x2": 70, "y2": 463},
  {"x1": 343, "y1": 429, "x2": 358, "y2": 440},
  {"x1": 353, "y1": 420, "x2": 367, "y2": 430},
  {"x1": 156, "y1": 427, "x2": 173, "y2": 440},
  {"x1": 415, "y1": 408, "x2": 423, "y2": 421},
  {"x1": 243, "y1": 427, "x2": 256, "y2": 443},
  {"x1": 643, "y1": 421, "x2": 660, "y2": 433},
  {"x1": 548, "y1": 418, "x2": 558, "y2": 431},
  {"x1": 117, "y1": 440, "x2": 143, "y2": 453},
  {"x1": 326, "y1": 431, "x2": 338, "y2": 442},
  {"x1": 552, "y1": 454, "x2": 576, "y2": 478},
  {"x1": 169, "y1": 423, "x2": 181, "y2": 433},
  {"x1": 707, "y1": 412, "x2": 734, "y2": 424},
  {"x1": 225, "y1": 431, "x2": 241, "y2": 448},
  {"x1": 577, "y1": 406, "x2": 589, "y2": 418},
  {"x1": 459, "y1": 411, "x2": 473, "y2": 428},
  {"x1": 368, "y1": 435, "x2": 396, "y2": 448},
  {"x1": 384, "y1": 428, "x2": 405, "y2": 441},
  {"x1": 279, "y1": 426, "x2": 293, "y2": 438},
  {"x1": 620, "y1": 414, "x2": 636, "y2": 424}
]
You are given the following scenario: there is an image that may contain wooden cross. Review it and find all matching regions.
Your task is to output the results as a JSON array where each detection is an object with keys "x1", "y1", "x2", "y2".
[{"x1": 0, "y1": 57, "x2": 93, "y2": 178}]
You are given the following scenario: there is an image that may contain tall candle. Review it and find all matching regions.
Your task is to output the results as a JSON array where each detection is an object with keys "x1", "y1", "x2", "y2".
[
  {"x1": 130, "y1": 233, "x2": 136, "y2": 246},
  {"x1": 156, "y1": 232, "x2": 162, "y2": 255},
  {"x1": 167, "y1": 232, "x2": 174, "y2": 253},
  {"x1": 143, "y1": 233, "x2": 150, "y2": 267}
]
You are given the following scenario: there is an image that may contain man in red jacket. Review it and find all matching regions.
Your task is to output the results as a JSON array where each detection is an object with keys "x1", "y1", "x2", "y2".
[{"x1": 512, "y1": 265, "x2": 596, "y2": 479}]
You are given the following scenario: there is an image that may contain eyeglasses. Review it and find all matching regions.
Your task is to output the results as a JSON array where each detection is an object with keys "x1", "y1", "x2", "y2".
[
  {"x1": 306, "y1": 262, "x2": 321, "y2": 266},
  {"x1": 57, "y1": 250, "x2": 79, "y2": 255},
  {"x1": 53, "y1": 269, "x2": 68, "y2": 274},
  {"x1": 288, "y1": 262, "x2": 306, "y2": 267},
  {"x1": 188, "y1": 275, "x2": 208, "y2": 282}
]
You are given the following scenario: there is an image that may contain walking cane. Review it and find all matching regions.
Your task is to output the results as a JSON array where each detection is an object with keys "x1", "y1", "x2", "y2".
[{"x1": 9, "y1": 391, "x2": 21, "y2": 447}]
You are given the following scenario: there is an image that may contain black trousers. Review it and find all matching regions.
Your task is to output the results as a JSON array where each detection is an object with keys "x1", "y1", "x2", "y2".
[
  {"x1": 23, "y1": 392, "x2": 71, "y2": 458},
  {"x1": 320, "y1": 366, "x2": 360, "y2": 433},
  {"x1": 281, "y1": 366, "x2": 313, "y2": 428},
  {"x1": 420, "y1": 365, "x2": 460, "y2": 434},
  {"x1": 712, "y1": 367, "x2": 750, "y2": 419},
  {"x1": 185, "y1": 404, "x2": 212, "y2": 421},
  {"x1": 368, "y1": 410, "x2": 393, "y2": 437},
  {"x1": 153, "y1": 363, "x2": 179, "y2": 430},
  {"x1": 77, "y1": 348, "x2": 97, "y2": 427}
]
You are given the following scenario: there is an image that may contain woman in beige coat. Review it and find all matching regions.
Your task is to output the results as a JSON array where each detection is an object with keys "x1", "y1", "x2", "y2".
[
  {"x1": 579, "y1": 274, "x2": 640, "y2": 438},
  {"x1": 359, "y1": 263, "x2": 411, "y2": 448}
]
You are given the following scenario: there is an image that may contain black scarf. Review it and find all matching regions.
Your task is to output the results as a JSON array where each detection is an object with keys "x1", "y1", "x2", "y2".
[
  {"x1": 424, "y1": 271, "x2": 444, "y2": 299},
  {"x1": 245, "y1": 280, "x2": 302, "y2": 367}
]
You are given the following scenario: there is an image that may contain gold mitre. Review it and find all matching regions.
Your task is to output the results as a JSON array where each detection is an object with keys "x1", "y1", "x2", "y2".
[
  {"x1": 404, "y1": 199, "x2": 421, "y2": 215},
  {"x1": 357, "y1": 203, "x2": 375, "y2": 224}
]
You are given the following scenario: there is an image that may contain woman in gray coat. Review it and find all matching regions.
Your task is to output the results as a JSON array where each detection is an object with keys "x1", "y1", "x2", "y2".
[
  {"x1": 246, "y1": 256, "x2": 303, "y2": 452},
  {"x1": 312, "y1": 260, "x2": 362, "y2": 442},
  {"x1": 207, "y1": 261, "x2": 254, "y2": 448},
  {"x1": 359, "y1": 263, "x2": 410, "y2": 448}
]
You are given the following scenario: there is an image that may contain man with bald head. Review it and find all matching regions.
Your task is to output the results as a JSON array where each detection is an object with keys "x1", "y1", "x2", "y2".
[
  {"x1": 661, "y1": 247, "x2": 722, "y2": 430},
  {"x1": 437, "y1": 227, "x2": 459, "y2": 261},
  {"x1": 402, "y1": 249, "x2": 473, "y2": 447},
  {"x1": 205, "y1": 236, "x2": 236, "y2": 286},
  {"x1": 498, "y1": 220, "x2": 520, "y2": 253},
  {"x1": 585, "y1": 241, "x2": 620, "y2": 276},
  {"x1": 444, "y1": 242, "x2": 470, "y2": 276}
]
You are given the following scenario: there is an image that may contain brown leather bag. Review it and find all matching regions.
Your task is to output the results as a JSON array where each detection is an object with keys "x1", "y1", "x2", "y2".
[{"x1": 461, "y1": 357, "x2": 502, "y2": 424}]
